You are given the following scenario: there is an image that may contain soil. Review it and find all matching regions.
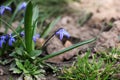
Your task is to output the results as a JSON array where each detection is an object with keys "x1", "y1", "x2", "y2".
[
  {"x1": 0, "y1": 65, "x2": 18, "y2": 80},
  {"x1": 1, "y1": 0, "x2": 120, "y2": 80}
]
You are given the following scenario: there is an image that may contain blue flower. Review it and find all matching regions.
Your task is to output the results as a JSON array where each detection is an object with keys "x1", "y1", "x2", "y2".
[
  {"x1": 8, "y1": 34, "x2": 15, "y2": 46},
  {"x1": 20, "y1": 31, "x2": 25, "y2": 37},
  {"x1": 18, "y1": 2, "x2": 27, "y2": 11},
  {"x1": 5, "y1": 34, "x2": 9, "y2": 40},
  {"x1": 33, "y1": 34, "x2": 40, "y2": 42},
  {"x1": 0, "y1": 35, "x2": 6, "y2": 48},
  {"x1": 55, "y1": 28, "x2": 70, "y2": 40},
  {"x1": 0, "y1": 6, "x2": 12, "y2": 15}
]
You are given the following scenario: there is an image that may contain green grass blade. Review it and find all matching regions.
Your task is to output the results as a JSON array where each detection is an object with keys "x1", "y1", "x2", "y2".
[
  {"x1": 29, "y1": 6, "x2": 39, "y2": 51},
  {"x1": 41, "y1": 16, "x2": 61, "y2": 38},
  {"x1": 2, "y1": 0, "x2": 14, "y2": 6},
  {"x1": 0, "y1": 18, "x2": 18, "y2": 34},
  {"x1": 9, "y1": 2, "x2": 23, "y2": 24},
  {"x1": 32, "y1": 6, "x2": 39, "y2": 35},
  {"x1": 40, "y1": 38, "x2": 96, "y2": 61},
  {"x1": 3, "y1": 2, "x2": 21, "y2": 33},
  {"x1": 14, "y1": 18, "x2": 24, "y2": 33},
  {"x1": 24, "y1": 2, "x2": 34, "y2": 53}
]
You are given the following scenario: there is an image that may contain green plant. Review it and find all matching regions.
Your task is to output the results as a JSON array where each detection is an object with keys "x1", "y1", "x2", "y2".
[
  {"x1": 59, "y1": 49, "x2": 120, "y2": 80},
  {"x1": 0, "y1": 1, "x2": 96, "y2": 80}
]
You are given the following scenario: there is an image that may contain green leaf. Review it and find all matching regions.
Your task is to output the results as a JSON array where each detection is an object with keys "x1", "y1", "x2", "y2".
[
  {"x1": 15, "y1": 48, "x2": 23, "y2": 56},
  {"x1": 32, "y1": 6, "x2": 39, "y2": 24},
  {"x1": 15, "y1": 59, "x2": 25, "y2": 71},
  {"x1": 24, "y1": 1, "x2": 34, "y2": 53},
  {"x1": 32, "y1": 6, "x2": 39, "y2": 36},
  {"x1": 41, "y1": 16, "x2": 61, "y2": 38},
  {"x1": 9, "y1": 67, "x2": 22, "y2": 74},
  {"x1": 24, "y1": 60, "x2": 31, "y2": 68},
  {"x1": 32, "y1": 6, "x2": 39, "y2": 35},
  {"x1": 33, "y1": 70, "x2": 41, "y2": 75},
  {"x1": 29, "y1": 50, "x2": 42, "y2": 59},
  {"x1": 39, "y1": 38, "x2": 96, "y2": 61},
  {"x1": 16, "y1": 59, "x2": 29, "y2": 74}
]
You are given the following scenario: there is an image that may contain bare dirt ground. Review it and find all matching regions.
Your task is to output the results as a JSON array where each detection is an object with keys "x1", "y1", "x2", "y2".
[{"x1": 45, "y1": 0, "x2": 120, "y2": 63}]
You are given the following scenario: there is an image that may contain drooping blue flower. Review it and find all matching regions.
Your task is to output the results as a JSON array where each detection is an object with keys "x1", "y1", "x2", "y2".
[
  {"x1": 0, "y1": 6, "x2": 12, "y2": 15},
  {"x1": 0, "y1": 35, "x2": 6, "y2": 48},
  {"x1": 18, "y1": 2, "x2": 27, "y2": 11},
  {"x1": 33, "y1": 34, "x2": 40, "y2": 42},
  {"x1": 20, "y1": 31, "x2": 25, "y2": 37},
  {"x1": 5, "y1": 34, "x2": 9, "y2": 40},
  {"x1": 55, "y1": 28, "x2": 70, "y2": 40},
  {"x1": 8, "y1": 34, "x2": 15, "y2": 46}
]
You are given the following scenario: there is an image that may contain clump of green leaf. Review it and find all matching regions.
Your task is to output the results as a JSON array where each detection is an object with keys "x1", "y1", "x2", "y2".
[
  {"x1": 0, "y1": 1, "x2": 96, "y2": 80},
  {"x1": 59, "y1": 49, "x2": 120, "y2": 80},
  {"x1": 10, "y1": 59, "x2": 45, "y2": 79}
]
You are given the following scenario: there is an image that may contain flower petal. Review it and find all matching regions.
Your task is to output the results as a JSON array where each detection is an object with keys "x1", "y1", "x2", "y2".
[
  {"x1": 0, "y1": 40, "x2": 4, "y2": 48},
  {"x1": 0, "y1": 6, "x2": 5, "y2": 15},
  {"x1": 18, "y1": 2, "x2": 27, "y2": 11},
  {"x1": 55, "y1": 28, "x2": 70, "y2": 40},
  {"x1": 59, "y1": 32, "x2": 64, "y2": 40},
  {"x1": 5, "y1": 6, "x2": 12, "y2": 11},
  {"x1": 0, "y1": 6, "x2": 11, "y2": 15},
  {"x1": 8, "y1": 34, "x2": 15, "y2": 46},
  {"x1": 0, "y1": 35, "x2": 6, "y2": 48},
  {"x1": 20, "y1": 31, "x2": 25, "y2": 37},
  {"x1": 33, "y1": 34, "x2": 40, "y2": 42}
]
